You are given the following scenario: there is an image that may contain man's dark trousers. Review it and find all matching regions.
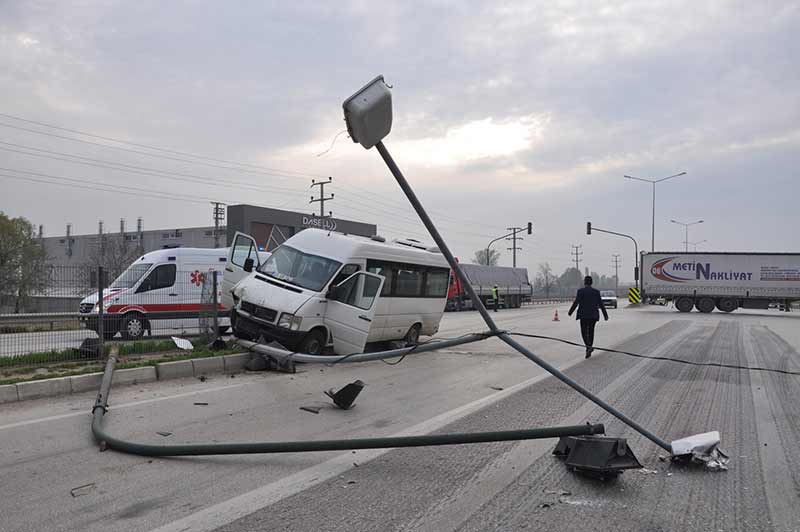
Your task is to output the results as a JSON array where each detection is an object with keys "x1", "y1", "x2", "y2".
[{"x1": 580, "y1": 319, "x2": 597, "y2": 349}]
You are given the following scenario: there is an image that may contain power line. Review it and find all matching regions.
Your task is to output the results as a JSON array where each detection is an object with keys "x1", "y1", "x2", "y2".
[
  {"x1": 0, "y1": 113, "x2": 512, "y2": 238},
  {"x1": 0, "y1": 142, "x2": 310, "y2": 198},
  {"x1": 0, "y1": 112, "x2": 318, "y2": 178},
  {"x1": 0, "y1": 121, "x2": 316, "y2": 182}
]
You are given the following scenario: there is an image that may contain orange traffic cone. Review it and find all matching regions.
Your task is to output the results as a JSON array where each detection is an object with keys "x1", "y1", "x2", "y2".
[{"x1": 553, "y1": 309, "x2": 560, "y2": 321}]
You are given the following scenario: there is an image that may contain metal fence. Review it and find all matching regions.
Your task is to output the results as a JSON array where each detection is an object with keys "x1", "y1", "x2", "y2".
[{"x1": 0, "y1": 266, "x2": 226, "y2": 367}]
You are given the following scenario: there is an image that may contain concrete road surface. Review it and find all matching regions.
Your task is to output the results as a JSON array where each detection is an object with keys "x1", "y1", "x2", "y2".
[{"x1": 2, "y1": 304, "x2": 800, "y2": 531}]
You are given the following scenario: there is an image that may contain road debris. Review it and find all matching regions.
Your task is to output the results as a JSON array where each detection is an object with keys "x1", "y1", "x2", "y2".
[
  {"x1": 198, "y1": 375, "x2": 207, "y2": 382},
  {"x1": 325, "y1": 380, "x2": 365, "y2": 410},
  {"x1": 70, "y1": 483, "x2": 96, "y2": 498},
  {"x1": 156, "y1": 431, "x2": 172, "y2": 437},
  {"x1": 489, "y1": 386, "x2": 504, "y2": 391},
  {"x1": 671, "y1": 431, "x2": 730, "y2": 471},
  {"x1": 300, "y1": 406, "x2": 321, "y2": 414},
  {"x1": 193, "y1": 402, "x2": 209, "y2": 406},
  {"x1": 171, "y1": 337, "x2": 194, "y2": 350},
  {"x1": 637, "y1": 467, "x2": 659, "y2": 475},
  {"x1": 543, "y1": 488, "x2": 572, "y2": 496}
]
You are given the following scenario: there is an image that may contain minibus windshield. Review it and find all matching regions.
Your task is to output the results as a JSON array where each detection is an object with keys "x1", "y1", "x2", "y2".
[
  {"x1": 110, "y1": 263, "x2": 153, "y2": 289},
  {"x1": 258, "y1": 246, "x2": 341, "y2": 292}
]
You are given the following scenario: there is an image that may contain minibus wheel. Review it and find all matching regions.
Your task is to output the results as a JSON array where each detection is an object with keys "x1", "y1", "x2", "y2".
[
  {"x1": 404, "y1": 324, "x2": 421, "y2": 346},
  {"x1": 298, "y1": 329, "x2": 325, "y2": 355},
  {"x1": 121, "y1": 313, "x2": 147, "y2": 341}
]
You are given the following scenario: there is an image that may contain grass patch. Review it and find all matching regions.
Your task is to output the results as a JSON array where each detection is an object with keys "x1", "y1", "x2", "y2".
[{"x1": 0, "y1": 342, "x2": 242, "y2": 386}]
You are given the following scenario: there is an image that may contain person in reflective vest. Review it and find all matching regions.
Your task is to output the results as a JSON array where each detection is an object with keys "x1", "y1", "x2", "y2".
[{"x1": 491, "y1": 285, "x2": 499, "y2": 312}]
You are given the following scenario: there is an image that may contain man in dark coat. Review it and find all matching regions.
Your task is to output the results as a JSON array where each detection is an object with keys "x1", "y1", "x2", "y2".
[{"x1": 568, "y1": 276, "x2": 609, "y2": 358}]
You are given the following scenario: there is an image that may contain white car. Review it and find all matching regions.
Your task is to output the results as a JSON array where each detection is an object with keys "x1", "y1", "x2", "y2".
[{"x1": 600, "y1": 290, "x2": 618, "y2": 309}]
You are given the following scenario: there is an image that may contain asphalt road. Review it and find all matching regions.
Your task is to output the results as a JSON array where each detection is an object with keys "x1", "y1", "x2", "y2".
[{"x1": 2, "y1": 304, "x2": 799, "y2": 532}]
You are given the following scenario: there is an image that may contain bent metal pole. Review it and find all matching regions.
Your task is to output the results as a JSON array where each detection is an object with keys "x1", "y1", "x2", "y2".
[
  {"x1": 91, "y1": 353, "x2": 604, "y2": 456},
  {"x1": 374, "y1": 141, "x2": 672, "y2": 453}
]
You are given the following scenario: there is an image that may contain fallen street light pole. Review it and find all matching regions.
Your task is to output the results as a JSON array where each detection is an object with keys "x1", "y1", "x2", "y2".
[
  {"x1": 91, "y1": 349, "x2": 605, "y2": 456},
  {"x1": 343, "y1": 75, "x2": 678, "y2": 452},
  {"x1": 374, "y1": 141, "x2": 671, "y2": 453}
]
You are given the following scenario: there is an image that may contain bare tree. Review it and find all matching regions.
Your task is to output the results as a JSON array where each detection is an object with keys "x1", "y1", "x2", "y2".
[
  {"x1": 535, "y1": 262, "x2": 555, "y2": 298},
  {"x1": 473, "y1": 248, "x2": 501, "y2": 266},
  {"x1": 80, "y1": 233, "x2": 142, "y2": 288}
]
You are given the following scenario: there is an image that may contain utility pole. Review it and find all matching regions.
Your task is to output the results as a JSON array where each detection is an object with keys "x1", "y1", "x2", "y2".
[
  {"x1": 66, "y1": 223, "x2": 73, "y2": 257},
  {"x1": 505, "y1": 226, "x2": 523, "y2": 268},
  {"x1": 136, "y1": 217, "x2": 144, "y2": 254},
  {"x1": 310, "y1": 177, "x2": 334, "y2": 218},
  {"x1": 570, "y1": 244, "x2": 583, "y2": 272},
  {"x1": 211, "y1": 202, "x2": 226, "y2": 248},
  {"x1": 612, "y1": 254, "x2": 621, "y2": 292},
  {"x1": 98, "y1": 220, "x2": 105, "y2": 258}
]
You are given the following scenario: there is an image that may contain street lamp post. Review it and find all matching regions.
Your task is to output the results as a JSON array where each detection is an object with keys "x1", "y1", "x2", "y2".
[
  {"x1": 670, "y1": 219, "x2": 703, "y2": 252},
  {"x1": 624, "y1": 172, "x2": 687, "y2": 252}
]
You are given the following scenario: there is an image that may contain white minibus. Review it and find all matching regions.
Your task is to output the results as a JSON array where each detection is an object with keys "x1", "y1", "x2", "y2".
[{"x1": 224, "y1": 228, "x2": 450, "y2": 355}]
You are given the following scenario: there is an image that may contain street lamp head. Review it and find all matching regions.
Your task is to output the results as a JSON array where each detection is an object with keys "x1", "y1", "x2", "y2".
[{"x1": 342, "y1": 75, "x2": 393, "y2": 149}]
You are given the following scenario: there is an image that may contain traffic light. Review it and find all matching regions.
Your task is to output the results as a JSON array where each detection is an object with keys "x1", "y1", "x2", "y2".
[
  {"x1": 586, "y1": 222, "x2": 592, "y2": 235},
  {"x1": 527, "y1": 222, "x2": 533, "y2": 235}
]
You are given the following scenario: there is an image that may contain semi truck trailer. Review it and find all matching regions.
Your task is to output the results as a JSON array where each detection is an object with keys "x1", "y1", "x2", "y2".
[
  {"x1": 641, "y1": 252, "x2": 800, "y2": 313},
  {"x1": 447, "y1": 263, "x2": 532, "y2": 311}
]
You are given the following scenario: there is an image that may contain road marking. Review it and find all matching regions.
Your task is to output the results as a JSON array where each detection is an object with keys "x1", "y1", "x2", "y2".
[
  {"x1": 0, "y1": 382, "x2": 246, "y2": 432},
  {"x1": 742, "y1": 324, "x2": 798, "y2": 532},
  {"x1": 147, "y1": 359, "x2": 583, "y2": 532},
  {"x1": 402, "y1": 325, "x2": 695, "y2": 532}
]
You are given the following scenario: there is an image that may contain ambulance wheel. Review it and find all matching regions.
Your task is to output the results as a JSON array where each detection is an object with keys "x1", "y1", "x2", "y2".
[
  {"x1": 404, "y1": 324, "x2": 421, "y2": 346},
  {"x1": 298, "y1": 329, "x2": 325, "y2": 355},
  {"x1": 121, "y1": 313, "x2": 147, "y2": 340}
]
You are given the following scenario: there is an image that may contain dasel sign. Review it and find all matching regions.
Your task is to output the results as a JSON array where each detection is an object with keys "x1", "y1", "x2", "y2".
[{"x1": 302, "y1": 216, "x2": 337, "y2": 231}]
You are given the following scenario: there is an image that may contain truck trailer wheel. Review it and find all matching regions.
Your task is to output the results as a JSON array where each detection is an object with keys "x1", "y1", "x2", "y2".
[
  {"x1": 675, "y1": 297, "x2": 694, "y2": 313},
  {"x1": 121, "y1": 313, "x2": 147, "y2": 340},
  {"x1": 716, "y1": 298, "x2": 738, "y2": 313},
  {"x1": 696, "y1": 297, "x2": 715, "y2": 313}
]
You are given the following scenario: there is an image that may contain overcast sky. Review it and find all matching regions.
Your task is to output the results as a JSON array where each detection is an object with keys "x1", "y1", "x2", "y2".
[{"x1": 1, "y1": 1, "x2": 798, "y2": 281}]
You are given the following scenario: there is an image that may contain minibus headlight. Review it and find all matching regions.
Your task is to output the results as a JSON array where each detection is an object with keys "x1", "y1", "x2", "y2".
[
  {"x1": 278, "y1": 313, "x2": 302, "y2": 330},
  {"x1": 93, "y1": 303, "x2": 100, "y2": 313}
]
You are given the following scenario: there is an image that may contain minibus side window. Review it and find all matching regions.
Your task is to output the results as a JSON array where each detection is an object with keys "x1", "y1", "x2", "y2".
[
  {"x1": 137, "y1": 264, "x2": 176, "y2": 293},
  {"x1": 366, "y1": 261, "x2": 393, "y2": 296},
  {"x1": 336, "y1": 273, "x2": 381, "y2": 310},
  {"x1": 396, "y1": 268, "x2": 423, "y2": 297},
  {"x1": 425, "y1": 268, "x2": 450, "y2": 297}
]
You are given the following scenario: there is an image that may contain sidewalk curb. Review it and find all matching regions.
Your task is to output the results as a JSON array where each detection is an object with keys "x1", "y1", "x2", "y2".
[{"x1": 0, "y1": 352, "x2": 254, "y2": 405}]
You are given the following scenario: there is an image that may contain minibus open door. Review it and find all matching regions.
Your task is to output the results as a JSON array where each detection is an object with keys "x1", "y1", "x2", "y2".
[
  {"x1": 223, "y1": 232, "x2": 261, "y2": 309},
  {"x1": 324, "y1": 271, "x2": 385, "y2": 355}
]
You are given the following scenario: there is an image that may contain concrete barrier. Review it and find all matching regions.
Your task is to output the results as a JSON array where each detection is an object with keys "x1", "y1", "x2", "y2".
[
  {"x1": 156, "y1": 360, "x2": 194, "y2": 380},
  {"x1": 70, "y1": 372, "x2": 104, "y2": 393},
  {"x1": 113, "y1": 366, "x2": 157, "y2": 386},
  {"x1": 223, "y1": 353, "x2": 251, "y2": 373},
  {"x1": 0, "y1": 384, "x2": 19, "y2": 403},
  {"x1": 192, "y1": 356, "x2": 224, "y2": 376},
  {"x1": 5, "y1": 352, "x2": 250, "y2": 403},
  {"x1": 17, "y1": 377, "x2": 72, "y2": 401}
]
